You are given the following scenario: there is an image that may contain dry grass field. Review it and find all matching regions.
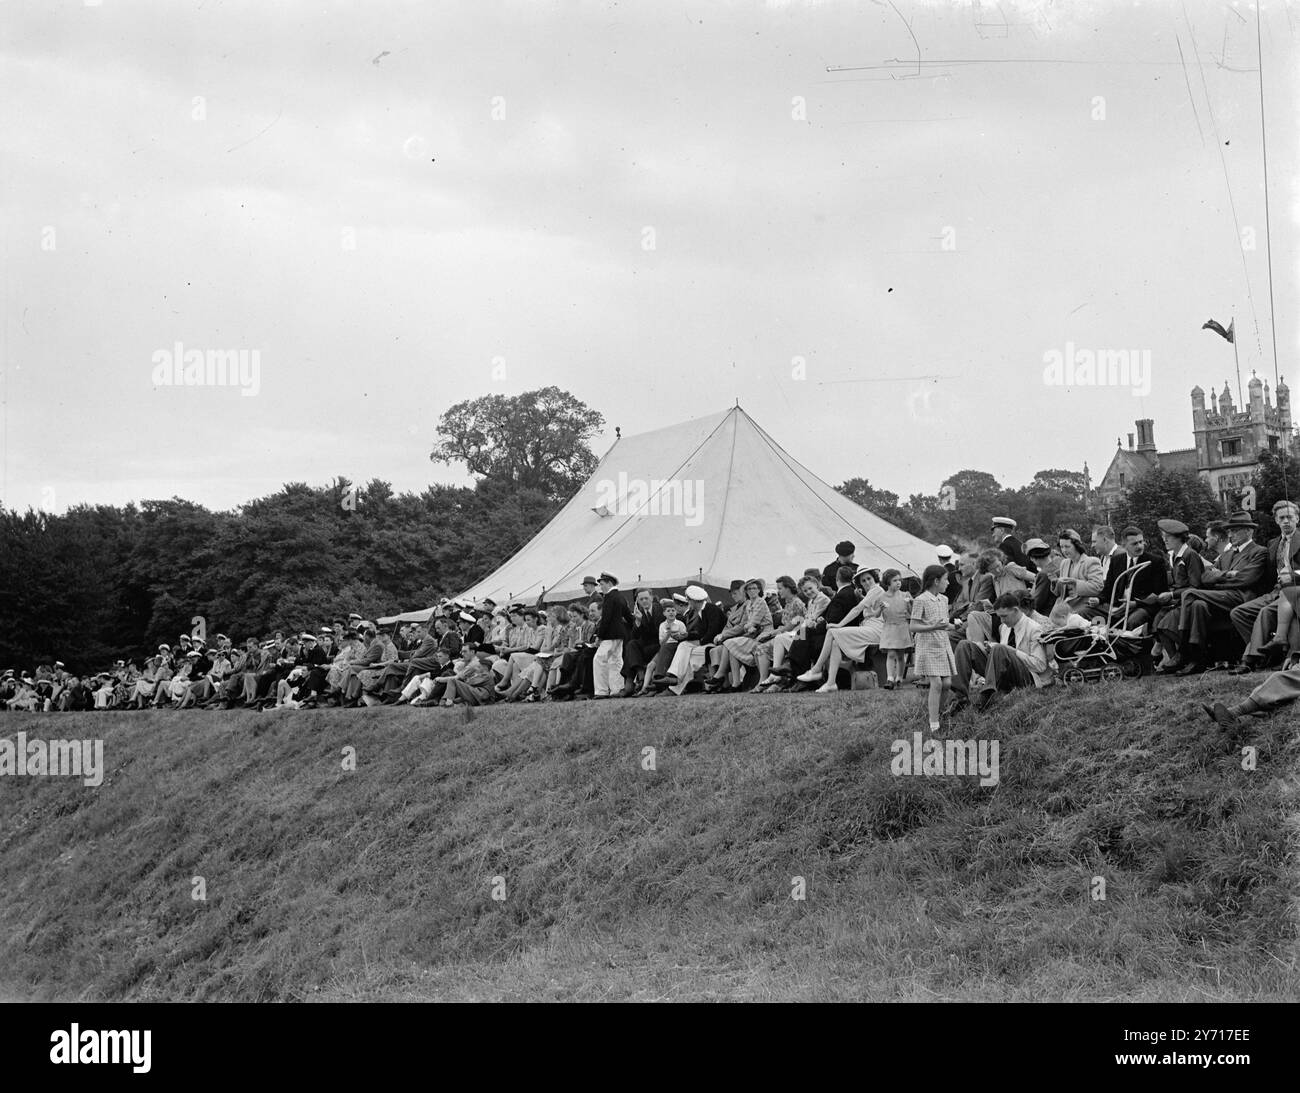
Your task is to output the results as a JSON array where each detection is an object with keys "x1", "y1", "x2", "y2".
[{"x1": 0, "y1": 678, "x2": 1296, "y2": 1002}]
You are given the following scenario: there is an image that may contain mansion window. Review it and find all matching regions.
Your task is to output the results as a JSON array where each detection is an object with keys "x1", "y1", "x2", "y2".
[
  {"x1": 1221, "y1": 438, "x2": 1243, "y2": 458},
  {"x1": 1269, "y1": 435, "x2": 1279, "y2": 451}
]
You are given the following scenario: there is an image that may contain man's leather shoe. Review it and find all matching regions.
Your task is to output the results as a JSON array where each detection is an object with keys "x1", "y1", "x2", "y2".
[
  {"x1": 1176, "y1": 661, "x2": 1207, "y2": 676},
  {"x1": 1208, "y1": 701, "x2": 1242, "y2": 732}
]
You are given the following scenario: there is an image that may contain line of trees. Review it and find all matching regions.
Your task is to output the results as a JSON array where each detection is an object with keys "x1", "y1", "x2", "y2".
[
  {"x1": 5, "y1": 384, "x2": 1292, "y2": 672},
  {"x1": 0, "y1": 388, "x2": 603, "y2": 673}
]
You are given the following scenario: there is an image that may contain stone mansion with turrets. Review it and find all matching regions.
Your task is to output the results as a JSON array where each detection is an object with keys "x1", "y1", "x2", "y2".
[{"x1": 1096, "y1": 373, "x2": 1297, "y2": 516}]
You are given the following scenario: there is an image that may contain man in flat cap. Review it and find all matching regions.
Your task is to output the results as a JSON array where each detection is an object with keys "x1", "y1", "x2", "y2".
[
  {"x1": 821, "y1": 542, "x2": 856, "y2": 591},
  {"x1": 592, "y1": 573, "x2": 635, "y2": 697}
]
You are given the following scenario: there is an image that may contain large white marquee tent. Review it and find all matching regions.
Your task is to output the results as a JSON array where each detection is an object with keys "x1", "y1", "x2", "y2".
[{"x1": 450, "y1": 405, "x2": 938, "y2": 606}]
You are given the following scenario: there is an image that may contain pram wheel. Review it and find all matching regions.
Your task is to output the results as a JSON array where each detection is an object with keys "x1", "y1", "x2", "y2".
[
  {"x1": 1120, "y1": 659, "x2": 1142, "y2": 679},
  {"x1": 1062, "y1": 667, "x2": 1086, "y2": 685},
  {"x1": 1100, "y1": 665, "x2": 1123, "y2": 683}
]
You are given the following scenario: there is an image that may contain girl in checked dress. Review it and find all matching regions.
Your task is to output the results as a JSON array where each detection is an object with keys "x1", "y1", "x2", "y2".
[
  {"x1": 909, "y1": 565, "x2": 957, "y2": 732},
  {"x1": 878, "y1": 569, "x2": 914, "y2": 688}
]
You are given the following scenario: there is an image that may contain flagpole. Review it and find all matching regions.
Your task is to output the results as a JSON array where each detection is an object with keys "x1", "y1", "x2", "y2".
[{"x1": 1232, "y1": 313, "x2": 1242, "y2": 408}]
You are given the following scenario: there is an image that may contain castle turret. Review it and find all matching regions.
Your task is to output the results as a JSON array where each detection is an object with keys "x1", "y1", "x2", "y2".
[
  {"x1": 1249, "y1": 371, "x2": 1264, "y2": 418},
  {"x1": 1211, "y1": 388, "x2": 1220, "y2": 414},
  {"x1": 1220, "y1": 381, "x2": 1235, "y2": 414},
  {"x1": 1278, "y1": 376, "x2": 1291, "y2": 433}
]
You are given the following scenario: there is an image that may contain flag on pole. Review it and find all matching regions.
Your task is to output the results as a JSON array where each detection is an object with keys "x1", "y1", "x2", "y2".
[{"x1": 1202, "y1": 318, "x2": 1235, "y2": 343}]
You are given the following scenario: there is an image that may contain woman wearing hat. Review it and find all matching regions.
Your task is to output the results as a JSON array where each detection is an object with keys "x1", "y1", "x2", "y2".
[{"x1": 707, "y1": 579, "x2": 773, "y2": 692}]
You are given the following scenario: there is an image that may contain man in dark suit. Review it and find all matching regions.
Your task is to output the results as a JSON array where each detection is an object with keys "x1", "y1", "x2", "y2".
[
  {"x1": 1102, "y1": 526, "x2": 1170, "y2": 630},
  {"x1": 821, "y1": 541, "x2": 856, "y2": 590},
  {"x1": 592, "y1": 572, "x2": 635, "y2": 697},
  {"x1": 1176, "y1": 510, "x2": 1270, "y2": 674},
  {"x1": 1154, "y1": 518, "x2": 1207, "y2": 672},
  {"x1": 1228, "y1": 499, "x2": 1300, "y2": 672},
  {"x1": 1077, "y1": 525, "x2": 1130, "y2": 623},
  {"x1": 1090, "y1": 524, "x2": 1126, "y2": 588}
]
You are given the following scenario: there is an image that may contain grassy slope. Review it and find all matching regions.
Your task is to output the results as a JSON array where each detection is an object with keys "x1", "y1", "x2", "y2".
[{"x1": 0, "y1": 678, "x2": 1297, "y2": 1002}]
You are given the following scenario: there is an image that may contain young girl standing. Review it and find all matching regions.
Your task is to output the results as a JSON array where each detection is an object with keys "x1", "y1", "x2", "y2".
[
  {"x1": 909, "y1": 565, "x2": 957, "y2": 732},
  {"x1": 878, "y1": 568, "x2": 915, "y2": 689}
]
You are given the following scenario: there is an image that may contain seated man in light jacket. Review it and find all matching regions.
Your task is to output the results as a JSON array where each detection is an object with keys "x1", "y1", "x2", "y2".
[{"x1": 947, "y1": 591, "x2": 1053, "y2": 713}]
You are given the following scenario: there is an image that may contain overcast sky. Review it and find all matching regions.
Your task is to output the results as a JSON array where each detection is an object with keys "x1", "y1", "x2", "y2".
[{"x1": 2, "y1": 0, "x2": 1296, "y2": 515}]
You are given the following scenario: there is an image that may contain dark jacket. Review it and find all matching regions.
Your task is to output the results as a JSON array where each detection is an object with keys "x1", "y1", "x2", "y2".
[
  {"x1": 597, "y1": 587, "x2": 636, "y2": 642},
  {"x1": 1108, "y1": 550, "x2": 1171, "y2": 609},
  {"x1": 809, "y1": 585, "x2": 859, "y2": 633},
  {"x1": 1264, "y1": 534, "x2": 1300, "y2": 592},
  {"x1": 685, "y1": 601, "x2": 726, "y2": 644},
  {"x1": 1203, "y1": 540, "x2": 1270, "y2": 595},
  {"x1": 821, "y1": 559, "x2": 853, "y2": 589},
  {"x1": 628, "y1": 602, "x2": 662, "y2": 649},
  {"x1": 997, "y1": 534, "x2": 1035, "y2": 573},
  {"x1": 942, "y1": 563, "x2": 961, "y2": 603},
  {"x1": 1167, "y1": 546, "x2": 1206, "y2": 592}
]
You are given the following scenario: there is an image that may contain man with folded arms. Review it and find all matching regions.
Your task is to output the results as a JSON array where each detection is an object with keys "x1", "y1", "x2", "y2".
[{"x1": 1175, "y1": 511, "x2": 1270, "y2": 675}]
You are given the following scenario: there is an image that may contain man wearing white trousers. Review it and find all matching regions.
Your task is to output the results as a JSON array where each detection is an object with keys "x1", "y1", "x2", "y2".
[{"x1": 593, "y1": 572, "x2": 635, "y2": 698}]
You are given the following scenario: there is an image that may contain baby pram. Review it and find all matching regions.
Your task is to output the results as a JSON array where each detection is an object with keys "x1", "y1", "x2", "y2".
[{"x1": 1043, "y1": 560, "x2": 1157, "y2": 683}]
